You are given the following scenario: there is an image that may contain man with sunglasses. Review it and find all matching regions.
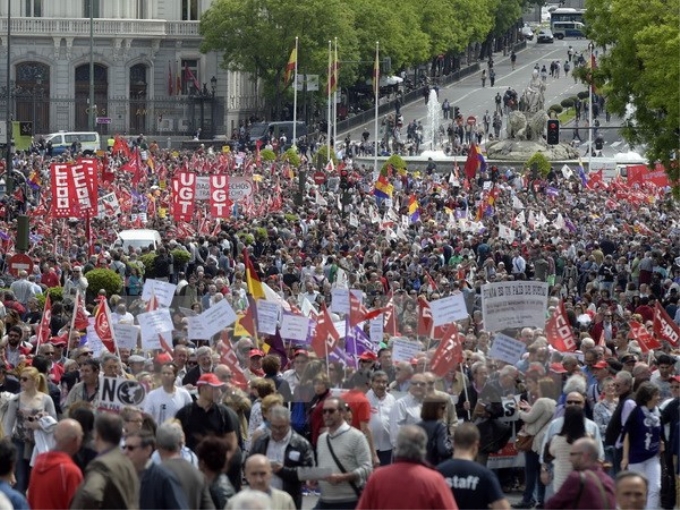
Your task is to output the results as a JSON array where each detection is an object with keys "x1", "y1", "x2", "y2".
[{"x1": 315, "y1": 397, "x2": 372, "y2": 509}]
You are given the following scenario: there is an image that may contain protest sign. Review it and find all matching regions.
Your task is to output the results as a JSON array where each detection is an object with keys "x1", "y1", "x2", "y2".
[
  {"x1": 481, "y1": 281, "x2": 549, "y2": 332},
  {"x1": 488, "y1": 333, "x2": 526, "y2": 365},
  {"x1": 98, "y1": 376, "x2": 146, "y2": 413},
  {"x1": 186, "y1": 315, "x2": 211, "y2": 340},
  {"x1": 370, "y1": 316, "x2": 384, "y2": 345},
  {"x1": 391, "y1": 338, "x2": 421, "y2": 363},
  {"x1": 112, "y1": 323, "x2": 139, "y2": 350},
  {"x1": 280, "y1": 314, "x2": 310, "y2": 341},
  {"x1": 199, "y1": 298, "x2": 238, "y2": 338},
  {"x1": 137, "y1": 308, "x2": 173, "y2": 350},
  {"x1": 429, "y1": 294, "x2": 468, "y2": 327},
  {"x1": 256, "y1": 300, "x2": 280, "y2": 336},
  {"x1": 141, "y1": 279, "x2": 178, "y2": 308}
]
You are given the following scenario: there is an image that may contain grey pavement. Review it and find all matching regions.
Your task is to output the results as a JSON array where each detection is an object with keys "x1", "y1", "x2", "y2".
[{"x1": 341, "y1": 39, "x2": 630, "y2": 159}]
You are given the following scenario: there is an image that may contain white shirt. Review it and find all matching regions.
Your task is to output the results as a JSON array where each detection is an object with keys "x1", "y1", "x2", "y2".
[
  {"x1": 143, "y1": 386, "x2": 193, "y2": 425},
  {"x1": 266, "y1": 428, "x2": 292, "y2": 490},
  {"x1": 282, "y1": 369, "x2": 302, "y2": 394},
  {"x1": 366, "y1": 389, "x2": 396, "y2": 452},
  {"x1": 389, "y1": 393, "x2": 423, "y2": 448}
]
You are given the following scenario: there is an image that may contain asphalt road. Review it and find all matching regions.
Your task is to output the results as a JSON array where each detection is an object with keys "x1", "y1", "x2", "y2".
[{"x1": 341, "y1": 38, "x2": 630, "y2": 159}]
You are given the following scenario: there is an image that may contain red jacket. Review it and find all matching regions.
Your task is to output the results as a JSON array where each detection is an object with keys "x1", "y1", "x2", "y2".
[
  {"x1": 28, "y1": 451, "x2": 83, "y2": 510},
  {"x1": 545, "y1": 467, "x2": 616, "y2": 509}
]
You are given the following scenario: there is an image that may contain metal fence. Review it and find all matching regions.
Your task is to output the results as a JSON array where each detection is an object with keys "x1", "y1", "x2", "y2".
[{"x1": 2, "y1": 94, "x2": 225, "y2": 139}]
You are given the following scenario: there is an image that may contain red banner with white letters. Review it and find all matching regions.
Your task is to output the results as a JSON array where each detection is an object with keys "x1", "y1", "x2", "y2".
[
  {"x1": 50, "y1": 163, "x2": 78, "y2": 218},
  {"x1": 70, "y1": 162, "x2": 96, "y2": 213},
  {"x1": 171, "y1": 172, "x2": 196, "y2": 222},
  {"x1": 430, "y1": 322, "x2": 464, "y2": 377},
  {"x1": 218, "y1": 338, "x2": 248, "y2": 390},
  {"x1": 209, "y1": 175, "x2": 231, "y2": 218},
  {"x1": 545, "y1": 301, "x2": 577, "y2": 352},
  {"x1": 654, "y1": 301, "x2": 680, "y2": 346}
]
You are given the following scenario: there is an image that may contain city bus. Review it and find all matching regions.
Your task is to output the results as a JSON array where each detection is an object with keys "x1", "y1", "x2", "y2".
[{"x1": 550, "y1": 8, "x2": 585, "y2": 29}]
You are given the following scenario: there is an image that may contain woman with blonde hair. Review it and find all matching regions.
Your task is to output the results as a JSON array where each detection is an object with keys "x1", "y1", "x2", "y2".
[{"x1": 1, "y1": 366, "x2": 57, "y2": 493}]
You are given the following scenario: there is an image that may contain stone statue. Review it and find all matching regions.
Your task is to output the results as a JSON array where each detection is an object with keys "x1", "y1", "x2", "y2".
[
  {"x1": 521, "y1": 69, "x2": 546, "y2": 113},
  {"x1": 507, "y1": 111, "x2": 529, "y2": 140}
]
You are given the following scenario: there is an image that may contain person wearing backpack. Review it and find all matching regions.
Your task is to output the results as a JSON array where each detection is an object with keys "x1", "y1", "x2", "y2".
[{"x1": 417, "y1": 396, "x2": 453, "y2": 466}]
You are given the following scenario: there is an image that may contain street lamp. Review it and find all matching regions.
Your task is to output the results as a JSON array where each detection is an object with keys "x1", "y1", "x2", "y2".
[{"x1": 210, "y1": 76, "x2": 217, "y2": 139}]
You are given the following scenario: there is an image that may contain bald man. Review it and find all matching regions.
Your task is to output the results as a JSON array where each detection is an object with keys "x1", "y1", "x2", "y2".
[
  {"x1": 243, "y1": 455, "x2": 295, "y2": 510},
  {"x1": 28, "y1": 419, "x2": 84, "y2": 509}
]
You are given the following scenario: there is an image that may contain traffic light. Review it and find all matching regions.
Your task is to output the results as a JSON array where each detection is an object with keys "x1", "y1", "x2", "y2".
[
  {"x1": 546, "y1": 119, "x2": 560, "y2": 145},
  {"x1": 453, "y1": 106, "x2": 460, "y2": 119}
]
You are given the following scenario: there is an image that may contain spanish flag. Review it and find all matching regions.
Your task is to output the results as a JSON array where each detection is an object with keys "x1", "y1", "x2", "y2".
[
  {"x1": 408, "y1": 194, "x2": 420, "y2": 223},
  {"x1": 243, "y1": 248, "x2": 265, "y2": 300},
  {"x1": 372, "y1": 47, "x2": 380, "y2": 96},
  {"x1": 284, "y1": 46, "x2": 297, "y2": 85}
]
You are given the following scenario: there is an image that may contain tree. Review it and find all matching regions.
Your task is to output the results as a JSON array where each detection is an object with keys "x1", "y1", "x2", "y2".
[
  {"x1": 200, "y1": 0, "x2": 359, "y2": 119},
  {"x1": 585, "y1": 0, "x2": 680, "y2": 181}
]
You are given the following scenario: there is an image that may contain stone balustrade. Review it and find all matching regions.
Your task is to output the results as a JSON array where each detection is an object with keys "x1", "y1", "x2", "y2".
[{"x1": 0, "y1": 17, "x2": 200, "y2": 38}]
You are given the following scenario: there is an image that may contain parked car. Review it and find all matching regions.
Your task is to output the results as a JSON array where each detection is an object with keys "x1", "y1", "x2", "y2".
[{"x1": 536, "y1": 28, "x2": 555, "y2": 43}]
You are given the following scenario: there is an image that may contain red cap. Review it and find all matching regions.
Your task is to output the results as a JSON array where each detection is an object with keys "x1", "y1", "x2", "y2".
[
  {"x1": 549, "y1": 362, "x2": 567, "y2": 374},
  {"x1": 670, "y1": 375, "x2": 680, "y2": 383},
  {"x1": 293, "y1": 349, "x2": 309, "y2": 358},
  {"x1": 196, "y1": 373, "x2": 226, "y2": 387},
  {"x1": 50, "y1": 337, "x2": 67, "y2": 348},
  {"x1": 249, "y1": 349, "x2": 265, "y2": 358},
  {"x1": 358, "y1": 351, "x2": 378, "y2": 362},
  {"x1": 592, "y1": 360, "x2": 609, "y2": 369},
  {"x1": 155, "y1": 353, "x2": 173, "y2": 365}
]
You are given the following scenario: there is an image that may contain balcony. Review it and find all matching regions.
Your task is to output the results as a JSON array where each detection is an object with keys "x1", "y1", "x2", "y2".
[{"x1": 0, "y1": 17, "x2": 201, "y2": 39}]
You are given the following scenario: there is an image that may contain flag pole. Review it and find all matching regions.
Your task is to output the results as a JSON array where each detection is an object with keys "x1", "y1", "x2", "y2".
[
  {"x1": 373, "y1": 42, "x2": 380, "y2": 177},
  {"x1": 292, "y1": 36, "x2": 299, "y2": 148},
  {"x1": 66, "y1": 290, "x2": 80, "y2": 360},
  {"x1": 333, "y1": 37, "x2": 338, "y2": 157},
  {"x1": 587, "y1": 42, "x2": 594, "y2": 173},
  {"x1": 326, "y1": 40, "x2": 332, "y2": 164}
]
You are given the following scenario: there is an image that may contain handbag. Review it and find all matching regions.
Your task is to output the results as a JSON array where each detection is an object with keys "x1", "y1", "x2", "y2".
[
  {"x1": 515, "y1": 430, "x2": 534, "y2": 452},
  {"x1": 326, "y1": 435, "x2": 363, "y2": 499}
]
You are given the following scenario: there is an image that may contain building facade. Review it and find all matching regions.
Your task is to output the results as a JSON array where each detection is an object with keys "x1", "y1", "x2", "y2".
[{"x1": 0, "y1": 0, "x2": 258, "y2": 138}]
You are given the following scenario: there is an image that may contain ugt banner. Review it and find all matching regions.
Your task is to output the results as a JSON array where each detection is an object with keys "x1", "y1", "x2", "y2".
[
  {"x1": 171, "y1": 172, "x2": 196, "y2": 222},
  {"x1": 209, "y1": 175, "x2": 231, "y2": 218}
]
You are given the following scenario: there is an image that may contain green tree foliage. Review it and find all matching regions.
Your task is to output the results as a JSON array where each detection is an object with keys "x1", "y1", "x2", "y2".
[
  {"x1": 585, "y1": 0, "x2": 680, "y2": 179},
  {"x1": 489, "y1": 0, "x2": 523, "y2": 37},
  {"x1": 200, "y1": 0, "x2": 358, "y2": 117},
  {"x1": 526, "y1": 152, "x2": 551, "y2": 177}
]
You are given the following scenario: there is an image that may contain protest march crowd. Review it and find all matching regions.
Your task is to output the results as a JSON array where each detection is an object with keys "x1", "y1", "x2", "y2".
[{"x1": 0, "y1": 132, "x2": 677, "y2": 510}]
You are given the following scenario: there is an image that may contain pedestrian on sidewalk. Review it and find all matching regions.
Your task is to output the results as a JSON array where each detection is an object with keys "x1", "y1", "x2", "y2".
[
  {"x1": 511, "y1": 51, "x2": 517, "y2": 70},
  {"x1": 489, "y1": 68, "x2": 496, "y2": 87},
  {"x1": 481, "y1": 69, "x2": 487, "y2": 88}
]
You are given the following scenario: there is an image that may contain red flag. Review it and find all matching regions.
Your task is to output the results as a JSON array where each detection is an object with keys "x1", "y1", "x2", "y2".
[
  {"x1": 311, "y1": 303, "x2": 340, "y2": 358},
  {"x1": 36, "y1": 294, "x2": 52, "y2": 351},
  {"x1": 629, "y1": 320, "x2": 662, "y2": 353},
  {"x1": 239, "y1": 297, "x2": 258, "y2": 337},
  {"x1": 94, "y1": 297, "x2": 116, "y2": 354},
  {"x1": 545, "y1": 301, "x2": 577, "y2": 351},
  {"x1": 217, "y1": 340, "x2": 249, "y2": 391},
  {"x1": 112, "y1": 136, "x2": 131, "y2": 159},
  {"x1": 73, "y1": 292, "x2": 89, "y2": 330},
  {"x1": 184, "y1": 62, "x2": 201, "y2": 93},
  {"x1": 348, "y1": 291, "x2": 369, "y2": 328},
  {"x1": 653, "y1": 301, "x2": 680, "y2": 346},
  {"x1": 417, "y1": 296, "x2": 433, "y2": 337},
  {"x1": 430, "y1": 322, "x2": 463, "y2": 377},
  {"x1": 383, "y1": 293, "x2": 400, "y2": 337},
  {"x1": 464, "y1": 142, "x2": 480, "y2": 180}
]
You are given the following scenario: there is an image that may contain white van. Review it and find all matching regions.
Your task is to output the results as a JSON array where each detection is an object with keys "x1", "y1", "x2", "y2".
[
  {"x1": 112, "y1": 229, "x2": 162, "y2": 252},
  {"x1": 45, "y1": 131, "x2": 101, "y2": 156}
]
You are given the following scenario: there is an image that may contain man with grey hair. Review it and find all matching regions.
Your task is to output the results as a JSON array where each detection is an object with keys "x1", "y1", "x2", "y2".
[
  {"x1": 182, "y1": 345, "x2": 214, "y2": 387},
  {"x1": 249, "y1": 405, "x2": 314, "y2": 509},
  {"x1": 357, "y1": 425, "x2": 457, "y2": 509},
  {"x1": 156, "y1": 423, "x2": 214, "y2": 509},
  {"x1": 235, "y1": 337, "x2": 256, "y2": 368},
  {"x1": 389, "y1": 373, "x2": 427, "y2": 448},
  {"x1": 225, "y1": 489, "x2": 273, "y2": 510},
  {"x1": 388, "y1": 361, "x2": 414, "y2": 392}
]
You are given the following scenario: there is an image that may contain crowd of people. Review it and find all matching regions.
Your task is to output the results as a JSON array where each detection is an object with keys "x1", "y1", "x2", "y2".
[{"x1": 0, "y1": 122, "x2": 677, "y2": 510}]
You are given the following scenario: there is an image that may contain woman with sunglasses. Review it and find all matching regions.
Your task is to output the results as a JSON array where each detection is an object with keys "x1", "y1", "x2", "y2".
[{"x1": 1, "y1": 366, "x2": 57, "y2": 494}]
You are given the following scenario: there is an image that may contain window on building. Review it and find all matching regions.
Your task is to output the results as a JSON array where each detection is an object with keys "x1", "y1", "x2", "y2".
[
  {"x1": 136, "y1": 0, "x2": 148, "y2": 19},
  {"x1": 83, "y1": 0, "x2": 101, "y2": 18},
  {"x1": 181, "y1": 0, "x2": 198, "y2": 21},
  {"x1": 24, "y1": 0, "x2": 43, "y2": 17},
  {"x1": 180, "y1": 59, "x2": 199, "y2": 95}
]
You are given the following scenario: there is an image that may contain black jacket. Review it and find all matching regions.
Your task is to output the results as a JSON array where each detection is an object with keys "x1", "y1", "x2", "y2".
[
  {"x1": 249, "y1": 430, "x2": 315, "y2": 509},
  {"x1": 139, "y1": 462, "x2": 189, "y2": 509}
]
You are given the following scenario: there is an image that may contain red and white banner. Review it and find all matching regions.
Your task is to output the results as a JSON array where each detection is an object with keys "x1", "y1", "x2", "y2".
[
  {"x1": 430, "y1": 322, "x2": 463, "y2": 377},
  {"x1": 35, "y1": 294, "x2": 52, "y2": 350},
  {"x1": 629, "y1": 320, "x2": 662, "y2": 353},
  {"x1": 626, "y1": 163, "x2": 671, "y2": 188},
  {"x1": 70, "y1": 162, "x2": 96, "y2": 213},
  {"x1": 94, "y1": 297, "x2": 117, "y2": 354},
  {"x1": 654, "y1": 301, "x2": 680, "y2": 346},
  {"x1": 209, "y1": 175, "x2": 231, "y2": 218},
  {"x1": 171, "y1": 172, "x2": 196, "y2": 222},
  {"x1": 417, "y1": 296, "x2": 433, "y2": 337},
  {"x1": 77, "y1": 158, "x2": 98, "y2": 205},
  {"x1": 50, "y1": 163, "x2": 77, "y2": 218},
  {"x1": 218, "y1": 339, "x2": 249, "y2": 391},
  {"x1": 545, "y1": 301, "x2": 577, "y2": 352}
]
